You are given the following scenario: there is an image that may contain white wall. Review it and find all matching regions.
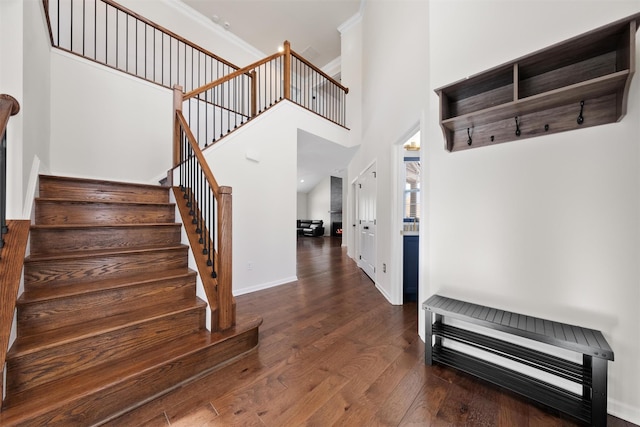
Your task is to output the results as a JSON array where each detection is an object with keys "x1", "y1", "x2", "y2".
[
  {"x1": 176, "y1": 101, "x2": 348, "y2": 296},
  {"x1": 297, "y1": 192, "x2": 308, "y2": 219},
  {"x1": 307, "y1": 176, "x2": 331, "y2": 235},
  {"x1": 344, "y1": 0, "x2": 429, "y2": 301},
  {"x1": 45, "y1": 0, "x2": 265, "y2": 185},
  {"x1": 425, "y1": 1, "x2": 640, "y2": 423},
  {"x1": 117, "y1": 0, "x2": 263, "y2": 67},
  {"x1": 23, "y1": 0, "x2": 51, "y2": 198},
  {"x1": 0, "y1": 0, "x2": 51, "y2": 219},
  {"x1": 50, "y1": 51, "x2": 173, "y2": 184},
  {"x1": 0, "y1": 0, "x2": 25, "y2": 219},
  {"x1": 345, "y1": 0, "x2": 640, "y2": 423},
  {"x1": 339, "y1": 13, "x2": 363, "y2": 258}
]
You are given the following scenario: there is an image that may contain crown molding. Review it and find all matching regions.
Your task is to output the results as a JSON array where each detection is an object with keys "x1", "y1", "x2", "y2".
[
  {"x1": 159, "y1": 0, "x2": 265, "y2": 60},
  {"x1": 322, "y1": 56, "x2": 342, "y2": 79},
  {"x1": 338, "y1": 0, "x2": 364, "y2": 34}
]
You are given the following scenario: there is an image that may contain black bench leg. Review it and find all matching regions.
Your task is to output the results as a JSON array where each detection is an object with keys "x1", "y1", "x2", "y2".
[
  {"x1": 424, "y1": 312, "x2": 443, "y2": 366},
  {"x1": 425, "y1": 310, "x2": 433, "y2": 365},
  {"x1": 585, "y1": 355, "x2": 608, "y2": 427}
]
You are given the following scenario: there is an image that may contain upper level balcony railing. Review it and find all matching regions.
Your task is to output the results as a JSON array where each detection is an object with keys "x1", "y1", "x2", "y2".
[
  {"x1": 43, "y1": 0, "x2": 240, "y2": 93},
  {"x1": 180, "y1": 41, "x2": 349, "y2": 152}
]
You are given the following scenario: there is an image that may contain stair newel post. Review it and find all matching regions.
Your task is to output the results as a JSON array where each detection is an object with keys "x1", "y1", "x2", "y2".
[
  {"x1": 0, "y1": 94, "x2": 20, "y2": 251},
  {"x1": 283, "y1": 40, "x2": 291, "y2": 101},
  {"x1": 172, "y1": 85, "x2": 184, "y2": 168},
  {"x1": 217, "y1": 185, "x2": 235, "y2": 331}
]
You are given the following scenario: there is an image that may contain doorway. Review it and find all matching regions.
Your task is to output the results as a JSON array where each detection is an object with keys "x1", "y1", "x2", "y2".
[
  {"x1": 398, "y1": 130, "x2": 421, "y2": 304},
  {"x1": 357, "y1": 162, "x2": 376, "y2": 281}
]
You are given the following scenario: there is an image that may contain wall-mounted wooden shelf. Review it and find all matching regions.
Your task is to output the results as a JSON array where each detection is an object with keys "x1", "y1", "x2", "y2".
[{"x1": 436, "y1": 12, "x2": 640, "y2": 152}]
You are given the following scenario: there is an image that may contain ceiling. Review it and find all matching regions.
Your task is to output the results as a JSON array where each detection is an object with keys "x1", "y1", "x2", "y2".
[
  {"x1": 180, "y1": 0, "x2": 361, "y2": 69},
  {"x1": 180, "y1": 0, "x2": 362, "y2": 193},
  {"x1": 297, "y1": 130, "x2": 358, "y2": 193}
]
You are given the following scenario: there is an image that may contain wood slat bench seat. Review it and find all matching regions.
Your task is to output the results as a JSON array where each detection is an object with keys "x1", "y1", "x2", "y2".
[{"x1": 423, "y1": 294, "x2": 614, "y2": 426}]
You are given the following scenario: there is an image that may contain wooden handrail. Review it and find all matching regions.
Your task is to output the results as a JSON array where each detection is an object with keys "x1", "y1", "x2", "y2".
[
  {"x1": 42, "y1": 0, "x2": 55, "y2": 48},
  {"x1": 0, "y1": 95, "x2": 20, "y2": 137},
  {"x1": 42, "y1": 0, "x2": 239, "y2": 72},
  {"x1": 184, "y1": 41, "x2": 350, "y2": 101},
  {"x1": 290, "y1": 49, "x2": 349, "y2": 94},
  {"x1": 175, "y1": 110, "x2": 234, "y2": 331},
  {"x1": 184, "y1": 52, "x2": 284, "y2": 100},
  {"x1": 175, "y1": 111, "x2": 221, "y2": 196}
]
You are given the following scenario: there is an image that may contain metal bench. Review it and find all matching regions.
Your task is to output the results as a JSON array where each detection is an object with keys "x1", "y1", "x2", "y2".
[{"x1": 423, "y1": 294, "x2": 614, "y2": 426}]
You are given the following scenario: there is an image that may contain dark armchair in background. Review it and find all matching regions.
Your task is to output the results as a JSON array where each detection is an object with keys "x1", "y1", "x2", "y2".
[{"x1": 297, "y1": 220, "x2": 325, "y2": 237}]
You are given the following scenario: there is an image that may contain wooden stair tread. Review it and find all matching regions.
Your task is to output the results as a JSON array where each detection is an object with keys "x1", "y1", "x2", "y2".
[
  {"x1": 35, "y1": 197, "x2": 175, "y2": 207},
  {"x1": 25, "y1": 243, "x2": 188, "y2": 262},
  {"x1": 18, "y1": 268, "x2": 196, "y2": 304},
  {"x1": 0, "y1": 316, "x2": 262, "y2": 423},
  {"x1": 2, "y1": 174, "x2": 257, "y2": 425},
  {"x1": 39, "y1": 174, "x2": 168, "y2": 190},
  {"x1": 8, "y1": 299, "x2": 207, "y2": 357},
  {"x1": 30, "y1": 222, "x2": 181, "y2": 230}
]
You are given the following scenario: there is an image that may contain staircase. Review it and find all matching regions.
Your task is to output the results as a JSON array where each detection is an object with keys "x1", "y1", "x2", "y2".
[{"x1": 0, "y1": 175, "x2": 261, "y2": 426}]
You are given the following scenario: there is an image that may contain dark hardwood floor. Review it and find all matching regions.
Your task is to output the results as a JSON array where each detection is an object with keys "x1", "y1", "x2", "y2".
[{"x1": 106, "y1": 236, "x2": 636, "y2": 426}]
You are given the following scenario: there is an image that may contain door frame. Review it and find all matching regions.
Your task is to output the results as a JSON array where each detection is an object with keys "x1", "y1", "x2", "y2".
[
  {"x1": 391, "y1": 124, "x2": 422, "y2": 305},
  {"x1": 356, "y1": 160, "x2": 377, "y2": 281}
]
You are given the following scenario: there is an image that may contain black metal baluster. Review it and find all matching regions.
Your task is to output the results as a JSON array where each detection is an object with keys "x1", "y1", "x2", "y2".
[
  {"x1": 196, "y1": 166, "x2": 201, "y2": 237},
  {"x1": 143, "y1": 23, "x2": 147, "y2": 79},
  {"x1": 183, "y1": 41, "x2": 187, "y2": 91},
  {"x1": 210, "y1": 186, "x2": 216, "y2": 277},
  {"x1": 257, "y1": 66, "x2": 261, "y2": 113},
  {"x1": 206, "y1": 58, "x2": 210, "y2": 145},
  {"x1": 93, "y1": 0, "x2": 96, "y2": 58},
  {"x1": 162, "y1": 33, "x2": 166, "y2": 86},
  {"x1": 82, "y1": 0, "x2": 85, "y2": 55},
  {"x1": 104, "y1": 3, "x2": 108, "y2": 64},
  {"x1": 205, "y1": 182, "x2": 212, "y2": 267},
  {"x1": 212, "y1": 63, "x2": 217, "y2": 142},
  {"x1": 56, "y1": 0, "x2": 60, "y2": 46},
  {"x1": 115, "y1": 9, "x2": 118, "y2": 69},
  {"x1": 71, "y1": 0, "x2": 75, "y2": 51},
  {"x1": 189, "y1": 142, "x2": 193, "y2": 211},
  {"x1": 265, "y1": 61, "x2": 274, "y2": 108},
  {"x1": 135, "y1": 19, "x2": 138, "y2": 76},
  {"x1": 0, "y1": 129, "x2": 7, "y2": 251},
  {"x1": 179, "y1": 126, "x2": 184, "y2": 192},
  {"x1": 176, "y1": 41, "x2": 179, "y2": 90}
]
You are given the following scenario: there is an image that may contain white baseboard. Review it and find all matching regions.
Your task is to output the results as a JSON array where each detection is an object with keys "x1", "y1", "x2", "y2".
[
  {"x1": 609, "y1": 398, "x2": 640, "y2": 425},
  {"x1": 375, "y1": 282, "x2": 394, "y2": 304},
  {"x1": 233, "y1": 276, "x2": 298, "y2": 296},
  {"x1": 22, "y1": 155, "x2": 42, "y2": 220}
]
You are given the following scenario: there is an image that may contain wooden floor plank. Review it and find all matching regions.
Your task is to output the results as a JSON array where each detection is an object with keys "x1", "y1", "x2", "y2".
[{"x1": 108, "y1": 237, "x2": 636, "y2": 427}]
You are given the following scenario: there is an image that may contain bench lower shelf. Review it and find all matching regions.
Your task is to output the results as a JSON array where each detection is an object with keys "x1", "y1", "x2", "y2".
[
  {"x1": 432, "y1": 344, "x2": 591, "y2": 423},
  {"x1": 423, "y1": 294, "x2": 612, "y2": 427}
]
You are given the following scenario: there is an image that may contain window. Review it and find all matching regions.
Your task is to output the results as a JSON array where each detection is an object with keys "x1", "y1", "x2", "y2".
[{"x1": 404, "y1": 156, "x2": 420, "y2": 230}]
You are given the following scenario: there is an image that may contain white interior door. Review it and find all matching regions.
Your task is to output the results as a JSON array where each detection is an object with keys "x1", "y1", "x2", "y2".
[{"x1": 358, "y1": 164, "x2": 376, "y2": 280}]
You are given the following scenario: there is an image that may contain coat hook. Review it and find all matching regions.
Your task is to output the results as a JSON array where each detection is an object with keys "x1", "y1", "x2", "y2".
[
  {"x1": 515, "y1": 116, "x2": 521, "y2": 137},
  {"x1": 490, "y1": 135, "x2": 495, "y2": 142},
  {"x1": 467, "y1": 128, "x2": 473, "y2": 146},
  {"x1": 544, "y1": 124, "x2": 549, "y2": 131},
  {"x1": 577, "y1": 100, "x2": 585, "y2": 125}
]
